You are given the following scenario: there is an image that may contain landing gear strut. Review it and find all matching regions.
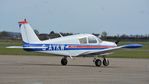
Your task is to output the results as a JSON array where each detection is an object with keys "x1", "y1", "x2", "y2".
[
  {"x1": 61, "y1": 57, "x2": 68, "y2": 65},
  {"x1": 93, "y1": 56, "x2": 110, "y2": 67}
]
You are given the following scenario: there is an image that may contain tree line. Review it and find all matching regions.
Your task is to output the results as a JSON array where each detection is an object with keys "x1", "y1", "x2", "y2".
[{"x1": 0, "y1": 30, "x2": 149, "y2": 42}]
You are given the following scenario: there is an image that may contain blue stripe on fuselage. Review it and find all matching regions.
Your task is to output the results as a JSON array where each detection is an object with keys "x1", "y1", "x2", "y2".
[{"x1": 23, "y1": 42, "x2": 114, "y2": 51}]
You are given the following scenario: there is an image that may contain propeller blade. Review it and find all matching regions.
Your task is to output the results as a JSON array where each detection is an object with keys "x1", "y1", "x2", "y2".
[{"x1": 115, "y1": 40, "x2": 120, "y2": 44}]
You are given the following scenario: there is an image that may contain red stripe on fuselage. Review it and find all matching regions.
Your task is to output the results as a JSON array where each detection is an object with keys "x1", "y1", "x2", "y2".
[{"x1": 68, "y1": 45, "x2": 114, "y2": 48}]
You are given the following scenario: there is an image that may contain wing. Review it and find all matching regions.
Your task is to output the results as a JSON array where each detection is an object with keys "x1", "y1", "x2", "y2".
[{"x1": 79, "y1": 44, "x2": 143, "y2": 56}]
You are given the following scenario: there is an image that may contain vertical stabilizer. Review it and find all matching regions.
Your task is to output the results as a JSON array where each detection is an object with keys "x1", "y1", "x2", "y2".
[{"x1": 18, "y1": 19, "x2": 41, "y2": 43}]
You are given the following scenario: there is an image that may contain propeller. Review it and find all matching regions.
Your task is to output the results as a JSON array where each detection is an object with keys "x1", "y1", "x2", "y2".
[{"x1": 115, "y1": 40, "x2": 120, "y2": 44}]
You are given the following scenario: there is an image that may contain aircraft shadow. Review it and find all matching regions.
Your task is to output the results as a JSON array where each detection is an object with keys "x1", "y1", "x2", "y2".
[
  {"x1": 19, "y1": 63, "x2": 116, "y2": 68},
  {"x1": 22, "y1": 63, "x2": 95, "y2": 67},
  {"x1": 0, "y1": 63, "x2": 116, "y2": 68}
]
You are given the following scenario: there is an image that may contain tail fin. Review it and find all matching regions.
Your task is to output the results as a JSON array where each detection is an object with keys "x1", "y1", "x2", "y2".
[{"x1": 18, "y1": 19, "x2": 41, "y2": 43}]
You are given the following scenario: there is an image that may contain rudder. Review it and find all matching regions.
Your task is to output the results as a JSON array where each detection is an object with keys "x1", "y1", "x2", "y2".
[{"x1": 18, "y1": 19, "x2": 41, "y2": 43}]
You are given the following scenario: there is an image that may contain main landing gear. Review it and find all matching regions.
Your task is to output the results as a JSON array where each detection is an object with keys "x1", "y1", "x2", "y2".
[
  {"x1": 60, "y1": 56, "x2": 109, "y2": 67},
  {"x1": 93, "y1": 56, "x2": 109, "y2": 67},
  {"x1": 61, "y1": 56, "x2": 68, "y2": 65}
]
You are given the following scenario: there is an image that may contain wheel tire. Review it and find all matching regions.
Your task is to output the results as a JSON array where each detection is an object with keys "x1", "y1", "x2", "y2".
[
  {"x1": 61, "y1": 58, "x2": 68, "y2": 65},
  {"x1": 95, "y1": 59, "x2": 102, "y2": 67},
  {"x1": 103, "y1": 59, "x2": 109, "y2": 66}
]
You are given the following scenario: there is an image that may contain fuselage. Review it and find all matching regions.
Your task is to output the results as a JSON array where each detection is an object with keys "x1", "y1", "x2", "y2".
[{"x1": 24, "y1": 34, "x2": 117, "y2": 56}]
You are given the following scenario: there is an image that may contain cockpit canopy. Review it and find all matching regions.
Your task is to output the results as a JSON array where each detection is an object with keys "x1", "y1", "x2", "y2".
[{"x1": 79, "y1": 36, "x2": 102, "y2": 44}]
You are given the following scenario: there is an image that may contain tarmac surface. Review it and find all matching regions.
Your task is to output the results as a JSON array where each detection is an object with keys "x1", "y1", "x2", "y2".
[{"x1": 0, "y1": 55, "x2": 149, "y2": 84}]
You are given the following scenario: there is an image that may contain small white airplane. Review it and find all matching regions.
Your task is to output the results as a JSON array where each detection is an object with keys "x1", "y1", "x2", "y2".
[{"x1": 7, "y1": 19, "x2": 143, "y2": 67}]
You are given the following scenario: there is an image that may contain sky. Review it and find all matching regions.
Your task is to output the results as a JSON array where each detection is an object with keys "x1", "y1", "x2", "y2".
[{"x1": 0, "y1": 0, "x2": 149, "y2": 35}]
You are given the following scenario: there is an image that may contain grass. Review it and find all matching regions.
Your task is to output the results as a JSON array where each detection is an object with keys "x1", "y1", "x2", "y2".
[
  {"x1": 0, "y1": 40, "x2": 149, "y2": 58},
  {"x1": 108, "y1": 50, "x2": 149, "y2": 58}
]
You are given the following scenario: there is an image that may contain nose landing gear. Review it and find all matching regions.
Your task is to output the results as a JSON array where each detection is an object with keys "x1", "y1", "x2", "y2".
[
  {"x1": 95, "y1": 59, "x2": 102, "y2": 67},
  {"x1": 93, "y1": 56, "x2": 110, "y2": 67},
  {"x1": 103, "y1": 58, "x2": 109, "y2": 66}
]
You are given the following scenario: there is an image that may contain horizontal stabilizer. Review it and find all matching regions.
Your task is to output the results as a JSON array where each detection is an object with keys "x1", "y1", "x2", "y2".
[
  {"x1": 6, "y1": 46, "x2": 48, "y2": 49},
  {"x1": 6, "y1": 46, "x2": 23, "y2": 48}
]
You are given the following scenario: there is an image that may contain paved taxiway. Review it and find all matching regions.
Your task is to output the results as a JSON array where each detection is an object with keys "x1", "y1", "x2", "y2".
[{"x1": 0, "y1": 55, "x2": 149, "y2": 84}]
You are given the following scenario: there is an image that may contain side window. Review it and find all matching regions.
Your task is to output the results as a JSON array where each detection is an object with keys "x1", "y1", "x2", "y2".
[
  {"x1": 88, "y1": 36, "x2": 97, "y2": 43},
  {"x1": 79, "y1": 37, "x2": 87, "y2": 44}
]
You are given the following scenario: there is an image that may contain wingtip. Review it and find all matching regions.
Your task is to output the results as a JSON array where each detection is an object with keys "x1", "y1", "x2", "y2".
[{"x1": 124, "y1": 44, "x2": 143, "y2": 48}]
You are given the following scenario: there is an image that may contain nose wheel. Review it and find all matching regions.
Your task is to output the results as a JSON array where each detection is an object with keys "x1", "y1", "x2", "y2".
[
  {"x1": 95, "y1": 59, "x2": 102, "y2": 67},
  {"x1": 61, "y1": 57, "x2": 68, "y2": 65}
]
